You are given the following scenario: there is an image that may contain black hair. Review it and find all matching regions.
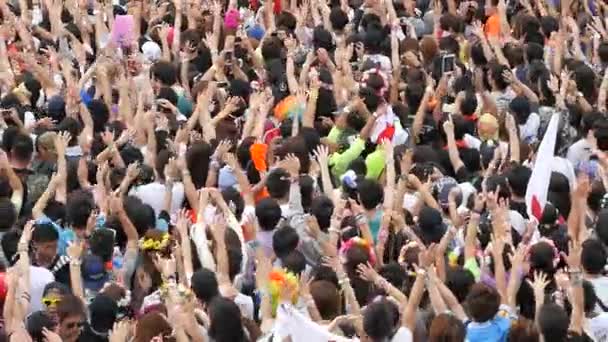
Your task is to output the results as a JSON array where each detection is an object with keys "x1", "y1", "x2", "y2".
[
  {"x1": 507, "y1": 165, "x2": 532, "y2": 198},
  {"x1": 26, "y1": 311, "x2": 58, "y2": 342},
  {"x1": 87, "y1": 99, "x2": 110, "y2": 133},
  {"x1": 187, "y1": 142, "x2": 212, "y2": 189},
  {"x1": 272, "y1": 225, "x2": 299, "y2": 259},
  {"x1": 489, "y1": 63, "x2": 510, "y2": 91},
  {"x1": 266, "y1": 168, "x2": 290, "y2": 200},
  {"x1": 207, "y1": 296, "x2": 246, "y2": 342},
  {"x1": 357, "y1": 179, "x2": 384, "y2": 210},
  {"x1": 460, "y1": 91, "x2": 477, "y2": 116},
  {"x1": 310, "y1": 196, "x2": 335, "y2": 232},
  {"x1": 1, "y1": 229, "x2": 19, "y2": 265},
  {"x1": 151, "y1": 60, "x2": 177, "y2": 86},
  {"x1": 363, "y1": 300, "x2": 400, "y2": 341},
  {"x1": 446, "y1": 266, "x2": 475, "y2": 303},
  {"x1": 123, "y1": 196, "x2": 155, "y2": 237},
  {"x1": 581, "y1": 239, "x2": 607, "y2": 275},
  {"x1": 330, "y1": 8, "x2": 349, "y2": 31},
  {"x1": 255, "y1": 198, "x2": 282, "y2": 232},
  {"x1": 281, "y1": 249, "x2": 306, "y2": 276},
  {"x1": 65, "y1": 190, "x2": 95, "y2": 229},
  {"x1": 191, "y1": 268, "x2": 220, "y2": 305},
  {"x1": 32, "y1": 223, "x2": 59, "y2": 243},
  {"x1": 10, "y1": 133, "x2": 34, "y2": 163},
  {"x1": 221, "y1": 187, "x2": 245, "y2": 221},
  {"x1": 537, "y1": 303, "x2": 569, "y2": 341}
]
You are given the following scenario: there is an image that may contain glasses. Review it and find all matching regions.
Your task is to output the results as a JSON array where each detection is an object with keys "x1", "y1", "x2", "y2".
[
  {"x1": 65, "y1": 321, "x2": 85, "y2": 329},
  {"x1": 42, "y1": 297, "x2": 61, "y2": 306}
]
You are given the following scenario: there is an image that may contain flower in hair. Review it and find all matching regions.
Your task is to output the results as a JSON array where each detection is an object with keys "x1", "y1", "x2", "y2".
[
  {"x1": 340, "y1": 236, "x2": 377, "y2": 265},
  {"x1": 139, "y1": 234, "x2": 170, "y2": 252}
]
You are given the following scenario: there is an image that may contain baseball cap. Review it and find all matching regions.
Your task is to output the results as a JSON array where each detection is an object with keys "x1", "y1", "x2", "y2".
[{"x1": 82, "y1": 254, "x2": 109, "y2": 292}]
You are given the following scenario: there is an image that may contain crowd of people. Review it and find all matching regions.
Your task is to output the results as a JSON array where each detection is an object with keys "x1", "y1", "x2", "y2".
[{"x1": 0, "y1": 0, "x2": 608, "y2": 340}]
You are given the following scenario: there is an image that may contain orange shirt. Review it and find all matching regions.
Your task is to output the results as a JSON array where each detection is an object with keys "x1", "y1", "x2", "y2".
[{"x1": 484, "y1": 14, "x2": 501, "y2": 37}]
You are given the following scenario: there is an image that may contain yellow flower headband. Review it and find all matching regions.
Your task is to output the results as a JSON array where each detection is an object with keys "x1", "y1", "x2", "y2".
[{"x1": 139, "y1": 234, "x2": 170, "y2": 252}]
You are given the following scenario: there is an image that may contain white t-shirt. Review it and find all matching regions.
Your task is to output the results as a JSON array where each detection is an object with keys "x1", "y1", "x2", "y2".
[
  {"x1": 129, "y1": 182, "x2": 185, "y2": 217},
  {"x1": 391, "y1": 327, "x2": 413, "y2": 342},
  {"x1": 587, "y1": 313, "x2": 608, "y2": 342},
  {"x1": 29, "y1": 266, "x2": 55, "y2": 314}
]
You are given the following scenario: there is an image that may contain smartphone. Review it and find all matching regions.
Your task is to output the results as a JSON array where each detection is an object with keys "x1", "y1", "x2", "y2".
[{"x1": 441, "y1": 54, "x2": 456, "y2": 74}]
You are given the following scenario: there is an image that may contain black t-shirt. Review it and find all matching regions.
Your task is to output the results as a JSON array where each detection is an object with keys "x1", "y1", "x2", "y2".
[
  {"x1": 77, "y1": 324, "x2": 108, "y2": 342},
  {"x1": 510, "y1": 201, "x2": 529, "y2": 219}
]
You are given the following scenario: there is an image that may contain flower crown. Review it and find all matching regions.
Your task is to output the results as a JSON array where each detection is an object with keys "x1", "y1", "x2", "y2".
[
  {"x1": 159, "y1": 282, "x2": 193, "y2": 300},
  {"x1": 340, "y1": 236, "x2": 377, "y2": 265},
  {"x1": 139, "y1": 234, "x2": 170, "y2": 252},
  {"x1": 267, "y1": 269, "x2": 299, "y2": 316}
]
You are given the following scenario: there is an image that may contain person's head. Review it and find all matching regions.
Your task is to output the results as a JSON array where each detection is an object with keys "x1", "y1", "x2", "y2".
[
  {"x1": 310, "y1": 196, "x2": 334, "y2": 232},
  {"x1": 89, "y1": 294, "x2": 118, "y2": 335},
  {"x1": 151, "y1": 60, "x2": 177, "y2": 90},
  {"x1": 87, "y1": 99, "x2": 110, "y2": 133},
  {"x1": 10, "y1": 132, "x2": 34, "y2": 165},
  {"x1": 65, "y1": 190, "x2": 95, "y2": 233},
  {"x1": 489, "y1": 63, "x2": 510, "y2": 91},
  {"x1": 266, "y1": 168, "x2": 290, "y2": 200},
  {"x1": 581, "y1": 239, "x2": 607, "y2": 275},
  {"x1": 357, "y1": 179, "x2": 384, "y2": 210},
  {"x1": 459, "y1": 91, "x2": 477, "y2": 116},
  {"x1": 134, "y1": 312, "x2": 175, "y2": 342},
  {"x1": 31, "y1": 223, "x2": 59, "y2": 265},
  {"x1": 26, "y1": 311, "x2": 58, "y2": 342},
  {"x1": 42, "y1": 282, "x2": 70, "y2": 317},
  {"x1": 191, "y1": 268, "x2": 220, "y2": 306},
  {"x1": 273, "y1": 225, "x2": 299, "y2": 259},
  {"x1": 508, "y1": 318, "x2": 540, "y2": 342},
  {"x1": 208, "y1": 296, "x2": 246, "y2": 342},
  {"x1": 428, "y1": 313, "x2": 466, "y2": 342},
  {"x1": 525, "y1": 42, "x2": 544, "y2": 63},
  {"x1": 310, "y1": 280, "x2": 340, "y2": 320},
  {"x1": 363, "y1": 299, "x2": 400, "y2": 341},
  {"x1": 255, "y1": 198, "x2": 282, "y2": 231},
  {"x1": 56, "y1": 294, "x2": 86, "y2": 342},
  {"x1": 446, "y1": 266, "x2": 475, "y2": 302},
  {"x1": 507, "y1": 165, "x2": 532, "y2": 198},
  {"x1": 537, "y1": 303, "x2": 569, "y2": 341},
  {"x1": 465, "y1": 283, "x2": 500, "y2": 322}
]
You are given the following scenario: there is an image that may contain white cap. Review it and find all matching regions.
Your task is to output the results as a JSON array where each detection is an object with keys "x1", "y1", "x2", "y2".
[{"x1": 141, "y1": 41, "x2": 162, "y2": 63}]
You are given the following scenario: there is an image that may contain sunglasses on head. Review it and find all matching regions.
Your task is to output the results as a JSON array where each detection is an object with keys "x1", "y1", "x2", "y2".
[
  {"x1": 66, "y1": 321, "x2": 85, "y2": 329},
  {"x1": 42, "y1": 297, "x2": 61, "y2": 306}
]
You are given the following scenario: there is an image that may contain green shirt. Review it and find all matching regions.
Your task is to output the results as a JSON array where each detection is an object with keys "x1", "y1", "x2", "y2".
[{"x1": 329, "y1": 137, "x2": 366, "y2": 178}]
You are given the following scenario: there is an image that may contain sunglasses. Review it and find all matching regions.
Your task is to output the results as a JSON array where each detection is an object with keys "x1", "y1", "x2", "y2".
[
  {"x1": 42, "y1": 297, "x2": 61, "y2": 306},
  {"x1": 65, "y1": 321, "x2": 85, "y2": 329}
]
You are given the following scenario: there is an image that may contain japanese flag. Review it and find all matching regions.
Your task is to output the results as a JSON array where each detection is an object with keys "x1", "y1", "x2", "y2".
[{"x1": 525, "y1": 113, "x2": 560, "y2": 220}]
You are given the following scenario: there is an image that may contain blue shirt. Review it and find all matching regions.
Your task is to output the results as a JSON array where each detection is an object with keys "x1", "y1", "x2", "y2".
[
  {"x1": 466, "y1": 315, "x2": 511, "y2": 342},
  {"x1": 36, "y1": 214, "x2": 106, "y2": 256}
]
